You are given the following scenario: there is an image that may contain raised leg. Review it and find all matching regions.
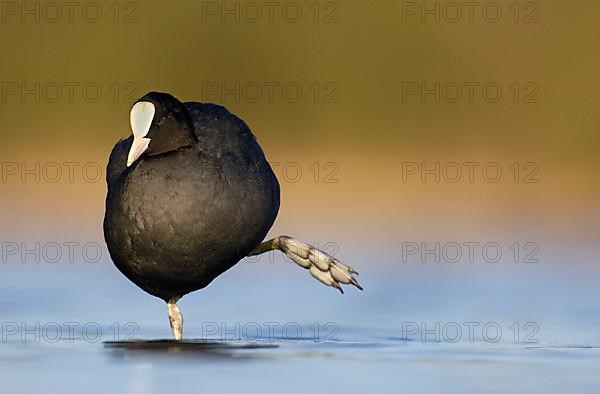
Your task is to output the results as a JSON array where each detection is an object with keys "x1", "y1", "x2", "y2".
[
  {"x1": 167, "y1": 298, "x2": 183, "y2": 340},
  {"x1": 249, "y1": 236, "x2": 363, "y2": 293}
]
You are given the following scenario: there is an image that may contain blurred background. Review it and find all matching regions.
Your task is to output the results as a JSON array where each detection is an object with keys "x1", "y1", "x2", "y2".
[{"x1": 0, "y1": 1, "x2": 599, "y2": 393}]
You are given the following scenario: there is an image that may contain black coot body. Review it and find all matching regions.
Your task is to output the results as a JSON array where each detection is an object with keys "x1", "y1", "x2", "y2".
[{"x1": 104, "y1": 93, "x2": 280, "y2": 302}]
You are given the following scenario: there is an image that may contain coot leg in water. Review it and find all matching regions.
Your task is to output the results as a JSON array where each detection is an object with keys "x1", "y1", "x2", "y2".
[{"x1": 104, "y1": 92, "x2": 362, "y2": 340}]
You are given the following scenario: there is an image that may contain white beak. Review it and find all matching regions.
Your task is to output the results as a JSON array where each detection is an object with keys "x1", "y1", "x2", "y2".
[
  {"x1": 127, "y1": 101, "x2": 155, "y2": 167},
  {"x1": 127, "y1": 137, "x2": 151, "y2": 167}
]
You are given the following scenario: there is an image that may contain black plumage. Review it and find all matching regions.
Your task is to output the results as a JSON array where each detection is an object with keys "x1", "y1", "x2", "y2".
[{"x1": 104, "y1": 92, "x2": 280, "y2": 302}]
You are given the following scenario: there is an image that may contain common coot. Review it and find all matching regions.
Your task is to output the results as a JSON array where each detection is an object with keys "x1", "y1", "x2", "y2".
[{"x1": 104, "y1": 92, "x2": 362, "y2": 340}]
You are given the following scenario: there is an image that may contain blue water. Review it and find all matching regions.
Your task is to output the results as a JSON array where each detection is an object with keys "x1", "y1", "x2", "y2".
[{"x1": 1, "y1": 250, "x2": 599, "y2": 393}]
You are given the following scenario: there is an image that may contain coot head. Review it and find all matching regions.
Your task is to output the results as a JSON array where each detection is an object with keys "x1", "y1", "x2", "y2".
[{"x1": 127, "y1": 92, "x2": 196, "y2": 167}]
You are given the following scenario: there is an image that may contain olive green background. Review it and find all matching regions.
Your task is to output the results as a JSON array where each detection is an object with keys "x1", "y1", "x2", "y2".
[{"x1": 0, "y1": 0, "x2": 598, "y2": 262}]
